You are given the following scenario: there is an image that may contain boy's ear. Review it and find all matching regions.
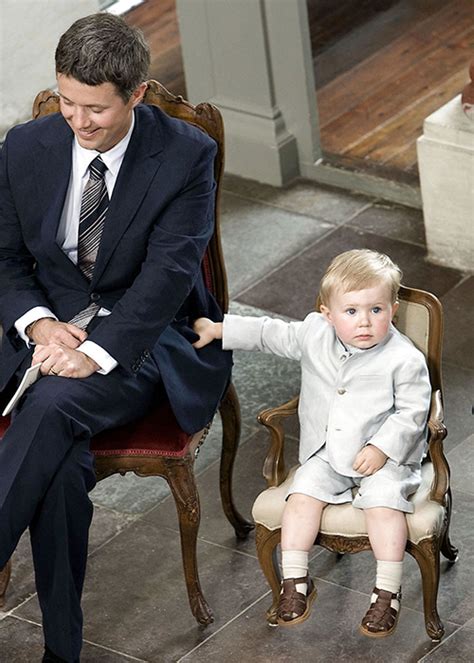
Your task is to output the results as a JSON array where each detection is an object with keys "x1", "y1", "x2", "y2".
[
  {"x1": 391, "y1": 300, "x2": 399, "y2": 319},
  {"x1": 320, "y1": 304, "x2": 333, "y2": 324}
]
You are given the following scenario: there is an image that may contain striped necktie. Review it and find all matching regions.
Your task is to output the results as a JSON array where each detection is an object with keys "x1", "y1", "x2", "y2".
[{"x1": 69, "y1": 156, "x2": 109, "y2": 330}]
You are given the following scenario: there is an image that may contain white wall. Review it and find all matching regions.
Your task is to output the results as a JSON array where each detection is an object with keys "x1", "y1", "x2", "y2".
[{"x1": 0, "y1": 0, "x2": 99, "y2": 138}]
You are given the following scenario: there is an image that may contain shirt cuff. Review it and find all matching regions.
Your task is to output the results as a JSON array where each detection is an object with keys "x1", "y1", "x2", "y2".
[
  {"x1": 15, "y1": 307, "x2": 57, "y2": 346},
  {"x1": 78, "y1": 340, "x2": 118, "y2": 375}
]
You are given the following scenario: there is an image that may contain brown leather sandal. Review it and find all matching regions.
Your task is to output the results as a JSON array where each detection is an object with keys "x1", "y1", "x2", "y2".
[
  {"x1": 276, "y1": 575, "x2": 317, "y2": 627},
  {"x1": 360, "y1": 587, "x2": 401, "y2": 638},
  {"x1": 0, "y1": 560, "x2": 12, "y2": 609}
]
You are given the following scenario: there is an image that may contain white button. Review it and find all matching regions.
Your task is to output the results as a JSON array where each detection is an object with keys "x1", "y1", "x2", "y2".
[{"x1": 337, "y1": 388, "x2": 346, "y2": 395}]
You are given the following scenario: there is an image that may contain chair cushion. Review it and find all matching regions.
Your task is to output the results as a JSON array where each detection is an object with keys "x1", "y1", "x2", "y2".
[
  {"x1": 252, "y1": 463, "x2": 445, "y2": 545},
  {"x1": 0, "y1": 401, "x2": 193, "y2": 459}
]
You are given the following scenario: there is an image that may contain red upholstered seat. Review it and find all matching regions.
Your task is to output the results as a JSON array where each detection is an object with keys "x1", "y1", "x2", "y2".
[
  {"x1": 91, "y1": 402, "x2": 192, "y2": 458},
  {"x1": 0, "y1": 405, "x2": 192, "y2": 458}
]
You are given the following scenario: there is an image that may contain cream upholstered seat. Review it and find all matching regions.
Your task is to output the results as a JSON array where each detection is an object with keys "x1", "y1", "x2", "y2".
[
  {"x1": 254, "y1": 463, "x2": 445, "y2": 541},
  {"x1": 252, "y1": 285, "x2": 457, "y2": 642}
]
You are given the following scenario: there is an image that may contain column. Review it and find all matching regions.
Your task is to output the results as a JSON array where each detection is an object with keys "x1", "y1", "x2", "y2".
[{"x1": 176, "y1": 0, "x2": 320, "y2": 186}]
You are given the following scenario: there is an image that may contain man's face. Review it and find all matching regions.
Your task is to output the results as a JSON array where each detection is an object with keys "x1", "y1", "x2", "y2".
[
  {"x1": 57, "y1": 74, "x2": 146, "y2": 153},
  {"x1": 320, "y1": 283, "x2": 398, "y2": 350}
]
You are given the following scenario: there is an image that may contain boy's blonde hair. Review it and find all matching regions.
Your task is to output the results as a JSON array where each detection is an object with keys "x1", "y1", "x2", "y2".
[{"x1": 319, "y1": 249, "x2": 402, "y2": 306}]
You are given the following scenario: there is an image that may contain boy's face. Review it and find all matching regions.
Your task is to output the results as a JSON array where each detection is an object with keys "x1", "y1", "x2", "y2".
[
  {"x1": 320, "y1": 283, "x2": 398, "y2": 350},
  {"x1": 57, "y1": 74, "x2": 147, "y2": 153}
]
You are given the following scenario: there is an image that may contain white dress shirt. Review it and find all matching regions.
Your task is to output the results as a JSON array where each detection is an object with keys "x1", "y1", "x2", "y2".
[{"x1": 14, "y1": 113, "x2": 135, "y2": 374}]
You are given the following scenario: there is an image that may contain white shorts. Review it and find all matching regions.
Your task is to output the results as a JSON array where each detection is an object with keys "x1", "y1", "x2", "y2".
[{"x1": 287, "y1": 454, "x2": 422, "y2": 513}]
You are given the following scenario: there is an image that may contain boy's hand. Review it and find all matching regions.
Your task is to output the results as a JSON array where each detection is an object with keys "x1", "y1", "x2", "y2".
[
  {"x1": 353, "y1": 444, "x2": 388, "y2": 476},
  {"x1": 192, "y1": 318, "x2": 223, "y2": 349}
]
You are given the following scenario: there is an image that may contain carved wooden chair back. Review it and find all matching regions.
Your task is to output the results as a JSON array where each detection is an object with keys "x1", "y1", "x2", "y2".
[
  {"x1": 253, "y1": 284, "x2": 457, "y2": 642},
  {"x1": 0, "y1": 81, "x2": 253, "y2": 625}
]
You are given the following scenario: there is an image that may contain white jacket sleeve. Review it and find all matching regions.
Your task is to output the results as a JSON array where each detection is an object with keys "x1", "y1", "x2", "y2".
[
  {"x1": 369, "y1": 356, "x2": 431, "y2": 464},
  {"x1": 222, "y1": 314, "x2": 304, "y2": 361}
]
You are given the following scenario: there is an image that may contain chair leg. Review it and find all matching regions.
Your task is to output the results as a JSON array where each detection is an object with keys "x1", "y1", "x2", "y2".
[
  {"x1": 440, "y1": 489, "x2": 459, "y2": 563},
  {"x1": 407, "y1": 538, "x2": 444, "y2": 642},
  {"x1": 255, "y1": 524, "x2": 282, "y2": 625},
  {"x1": 166, "y1": 456, "x2": 213, "y2": 626},
  {"x1": 0, "y1": 559, "x2": 12, "y2": 609},
  {"x1": 218, "y1": 383, "x2": 254, "y2": 539}
]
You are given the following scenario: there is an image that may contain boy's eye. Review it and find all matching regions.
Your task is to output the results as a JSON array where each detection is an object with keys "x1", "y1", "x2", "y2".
[
  {"x1": 346, "y1": 308, "x2": 356, "y2": 315},
  {"x1": 372, "y1": 306, "x2": 382, "y2": 313}
]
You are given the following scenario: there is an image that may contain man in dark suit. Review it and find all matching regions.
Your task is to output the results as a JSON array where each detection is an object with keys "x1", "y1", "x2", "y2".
[{"x1": 0, "y1": 13, "x2": 231, "y2": 662}]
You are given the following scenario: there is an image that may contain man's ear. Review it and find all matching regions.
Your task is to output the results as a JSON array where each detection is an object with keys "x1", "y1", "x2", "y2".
[
  {"x1": 130, "y1": 82, "x2": 148, "y2": 108},
  {"x1": 320, "y1": 304, "x2": 333, "y2": 324}
]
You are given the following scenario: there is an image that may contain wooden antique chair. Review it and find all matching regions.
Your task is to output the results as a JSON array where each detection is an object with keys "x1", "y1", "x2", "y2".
[
  {"x1": 252, "y1": 285, "x2": 458, "y2": 642},
  {"x1": 0, "y1": 81, "x2": 253, "y2": 624}
]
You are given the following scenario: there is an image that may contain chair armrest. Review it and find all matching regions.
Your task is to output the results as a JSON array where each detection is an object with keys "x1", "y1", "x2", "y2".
[
  {"x1": 257, "y1": 396, "x2": 299, "y2": 488},
  {"x1": 427, "y1": 389, "x2": 450, "y2": 504}
]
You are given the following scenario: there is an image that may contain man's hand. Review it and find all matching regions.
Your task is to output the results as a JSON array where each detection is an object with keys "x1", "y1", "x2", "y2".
[
  {"x1": 27, "y1": 318, "x2": 88, "y2": 349},
  {"x1": 32, "y1": 343, "x2": 99, "y2": 379},
  {"x1": 192, "y1": 317, "x2": 223, "y2": 349},
  {"x1": 353, "y1": 444, "x2": 388, "y2": 476}
]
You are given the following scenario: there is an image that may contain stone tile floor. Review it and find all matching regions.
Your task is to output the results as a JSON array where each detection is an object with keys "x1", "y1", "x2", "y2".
[{"x1": 1, "y1": 176, "x2": 472, "y2": 662}]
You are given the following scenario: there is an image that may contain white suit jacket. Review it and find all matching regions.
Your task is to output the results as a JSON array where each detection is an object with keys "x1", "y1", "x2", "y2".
[{"x1": 223, "y1": 313, "x2": 431, "y2": 476}]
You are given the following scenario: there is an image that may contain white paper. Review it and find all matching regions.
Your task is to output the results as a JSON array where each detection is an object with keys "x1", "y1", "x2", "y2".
[{"x1": 2, "y1": 363, "x2": 42, "y2": 416}]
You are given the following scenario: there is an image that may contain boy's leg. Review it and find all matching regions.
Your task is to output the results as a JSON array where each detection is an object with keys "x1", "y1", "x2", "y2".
[
  {"x1": 277, "y1": 454, "x2": 353, "y2": 626},
  {"x1": 361, "y1": 507, "x2": 405, "y2": 638},
  {"x1": 278, "y1": 494, "x2": 324, "y2": 626},
  {"x1": 354, "y1": 461, "x2": 421, "y2": 638}
]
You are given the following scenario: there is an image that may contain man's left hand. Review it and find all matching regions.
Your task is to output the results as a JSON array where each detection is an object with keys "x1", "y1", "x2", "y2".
[
  {"x1": 353, "y1": 444, "x2": 388, "y2": 476},
  {"x1": 32, "y1": 343, "x2": 100, "y2": 378}
]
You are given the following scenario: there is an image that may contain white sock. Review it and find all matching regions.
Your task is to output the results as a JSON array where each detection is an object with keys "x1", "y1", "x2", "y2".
[
  {"x1": 374, "y1": 560, "x2": 403, "y2": 611},
  {"x1": 281, "y1": 550, "x2": 308, "y2": 595}
]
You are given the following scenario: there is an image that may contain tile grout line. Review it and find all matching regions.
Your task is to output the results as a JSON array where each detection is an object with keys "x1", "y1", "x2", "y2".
[
  {"x1": 345, "y1": 221, "x2": 428, "y2": 250},
  {"x1": 8, "y1": 614, "x2": 148, "y2": 662},
  {"x1": 176, "y1": 589, "x2": 273, "y2": 662},
  {"x1": 222, "y1": 186, "x2": 375, "y2": 224},
  {"x1": 232, "y1": 224, "x2": 341, "y2": 301},
  {"x1": 416, "y1": 623, "x2": 465, "y2": 662}
]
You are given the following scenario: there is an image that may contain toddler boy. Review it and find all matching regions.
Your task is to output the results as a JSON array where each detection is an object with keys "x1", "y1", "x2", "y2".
[{"x1": 193, "y1": 249, "x2": 431, "y2": 637}]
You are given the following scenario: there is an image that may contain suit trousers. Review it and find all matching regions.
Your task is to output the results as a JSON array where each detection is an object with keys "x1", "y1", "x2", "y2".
[{"x1": 0, "y1": 352, "x2": 163, "y2": 662}]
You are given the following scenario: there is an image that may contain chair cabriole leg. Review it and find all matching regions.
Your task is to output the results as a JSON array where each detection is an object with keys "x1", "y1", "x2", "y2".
[
  {"x1": 255, "y1": 524, "x2": 282, "y2": 625},
  {"x1": 219, "y1": 383, "x2": 254, "y2": 539},
  {"x1": 166, "y1": 456, "x2": 213, "y2": 625},
  {"x1": 407, "y1": 538, "x2": 444, "y2": 641}
]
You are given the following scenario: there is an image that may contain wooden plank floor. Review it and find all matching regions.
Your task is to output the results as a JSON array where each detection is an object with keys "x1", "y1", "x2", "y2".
[
  {"x1": 312, "y1": 0, "x2": 473, "y2": 182},
  {"x1": 124, "y1": 0, "x2": 472, "y2": 184},
  {"x1": 123, "y1": 0, "x2": 186, "y2": 98}
]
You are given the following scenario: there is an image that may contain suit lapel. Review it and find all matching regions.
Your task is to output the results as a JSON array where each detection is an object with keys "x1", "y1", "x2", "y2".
[
  {"x1": 91, "y1": 105, "x2": 164, "y2": 286},
  {"x1": 34, "y1": 117, "x2": 85, "y2": 280}
]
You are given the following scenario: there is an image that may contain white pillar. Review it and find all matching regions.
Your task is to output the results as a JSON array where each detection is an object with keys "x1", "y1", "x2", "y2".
[
  {"x1": 176, "y1": 0, "x2": 320, "y2": 186},
  {"x1": 0, "y1": 0, "x2": 99, "y2": 139},
  {"x1": 417, "y1": 96, "x2": 474, "y2": 271}
]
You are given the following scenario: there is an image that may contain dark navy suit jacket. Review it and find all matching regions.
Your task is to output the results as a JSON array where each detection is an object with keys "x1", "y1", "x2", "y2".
[{"x1": 0, "y1": 103, "x2": 232, "y2": 432}]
